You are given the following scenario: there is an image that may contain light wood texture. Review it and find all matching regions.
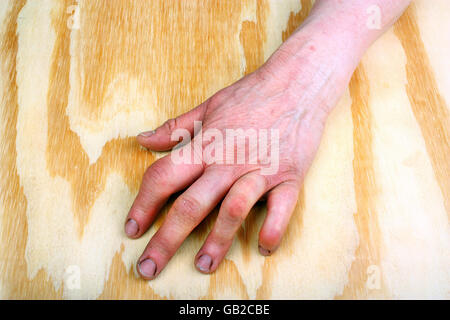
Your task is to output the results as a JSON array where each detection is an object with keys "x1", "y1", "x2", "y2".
[{"x1": 0, "y1": 0, "x2": 448, "y2": 299}]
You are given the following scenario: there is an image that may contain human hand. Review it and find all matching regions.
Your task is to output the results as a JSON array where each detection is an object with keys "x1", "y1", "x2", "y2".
[
  {"x1": 125, "y1": 41, "x2": 352, "y2": 280},
  {"x1": 124, "y1": 0, "x2": 411, "y2": 280}
]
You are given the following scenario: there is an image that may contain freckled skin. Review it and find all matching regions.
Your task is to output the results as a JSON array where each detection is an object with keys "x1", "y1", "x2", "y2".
[{"x1": 125, "y1": 0, "x2": 412, "y2": 280}]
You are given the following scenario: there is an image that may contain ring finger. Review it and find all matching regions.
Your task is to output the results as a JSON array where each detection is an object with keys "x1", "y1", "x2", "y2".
[{"x1": 194, "y1": 171, "x2": 268, "y2": 273}]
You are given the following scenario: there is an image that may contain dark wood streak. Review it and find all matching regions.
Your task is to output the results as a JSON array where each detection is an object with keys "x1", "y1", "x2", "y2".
[
  {"x1": 0, "y1": 0, "x2": 63, "y2": 299},
  {"x1": 394, "y1": 4, "x2": 450, "y2": 217},
  {"x1": 46, "y1": 0, "x2": 154, "y2": 236},
  {"x1": 336, "y1": 66, "x2": 387, "y2": 299}
]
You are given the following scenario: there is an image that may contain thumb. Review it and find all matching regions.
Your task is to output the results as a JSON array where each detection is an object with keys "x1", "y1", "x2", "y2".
[{"x1": 137, "y1": 99, "x2": 208, "y2": 151}]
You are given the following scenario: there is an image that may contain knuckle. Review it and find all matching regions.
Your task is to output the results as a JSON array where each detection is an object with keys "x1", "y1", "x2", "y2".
[
  {"x1": 225, "y1": 195, "x2": 248, "y2": 223},
  {"x1": 245, "y1": 174, "x2": 267, "y2": 192},
  {"x1": 171, "y1": 195, "x2": 202, "y2": 225},
  {"x1": 210, "y1": 232, "x2": 231, "y2": 248},
  {"x1": 144, "y1": 160, "x2": 170, "y2": 185},
  {"x1": 149, "y1": 234, "x2": 173, "y2": 258}
]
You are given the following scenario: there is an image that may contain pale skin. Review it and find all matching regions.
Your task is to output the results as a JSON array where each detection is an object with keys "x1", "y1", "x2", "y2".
[{"x1": 125, "y1": 0, "x2": 412, "y2": 280}]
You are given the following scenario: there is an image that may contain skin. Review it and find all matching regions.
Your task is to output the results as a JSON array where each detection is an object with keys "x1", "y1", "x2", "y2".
[{"x1": 125, "y1": 0, "x2": 412, "y2": 280}]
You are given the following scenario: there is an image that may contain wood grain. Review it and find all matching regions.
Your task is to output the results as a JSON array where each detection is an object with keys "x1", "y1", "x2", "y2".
[{"x1": 0, "y1": 0, "x2": 448, "y2": 299}]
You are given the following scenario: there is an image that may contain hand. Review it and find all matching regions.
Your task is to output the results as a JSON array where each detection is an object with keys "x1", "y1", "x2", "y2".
[
  {"x1": 123, "y1": 0, "x2": 414, "y2": 279},
  {"x1": 124, "y1": 33, "x2": 352, "y2": 279}
]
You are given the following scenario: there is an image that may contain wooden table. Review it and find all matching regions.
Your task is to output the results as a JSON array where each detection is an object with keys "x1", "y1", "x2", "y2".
[{"x1": 0, "y1": 0, "x2": 448, "y2": 299}]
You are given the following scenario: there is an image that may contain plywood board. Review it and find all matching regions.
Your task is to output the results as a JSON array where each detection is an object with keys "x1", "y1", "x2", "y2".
[{"x1": 0, "y1": 0, "x2": 448, "y2": 299}]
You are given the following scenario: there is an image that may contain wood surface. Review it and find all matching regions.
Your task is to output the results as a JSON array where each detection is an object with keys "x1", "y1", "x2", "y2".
[{"x1": 0, "y1": 0, "x2": 449, "y2": 299}]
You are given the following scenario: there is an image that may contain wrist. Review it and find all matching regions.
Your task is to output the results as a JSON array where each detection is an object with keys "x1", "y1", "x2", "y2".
[
  {"x1": 258, "y1": 0, "x2": 405, "y2": 114},
  {"x1": 262, "y1": 5, "x2": 370, "y2": 82},
  {"x1": 258, "y1": 22, "x2": 359, "y2": 115},
  {"x1": 262, "y1": 0, "x2": 412, "y2": 84}
]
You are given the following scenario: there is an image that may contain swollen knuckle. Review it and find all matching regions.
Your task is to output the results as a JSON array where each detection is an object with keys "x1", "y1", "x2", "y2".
[
  {"x1": 225, "y1": 195, "x2": 247, "y2": 222},
  {"x1": 171, "y1": 196, "x2": 202, "y2": 224},
  {"x1": 144, "y1": 161, "x2": 170, "y2": 185}
]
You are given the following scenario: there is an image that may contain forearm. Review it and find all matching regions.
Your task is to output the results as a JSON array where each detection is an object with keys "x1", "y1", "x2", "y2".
[{"x1": 261, "y1": 0, "x2": 412, "y2": 112}]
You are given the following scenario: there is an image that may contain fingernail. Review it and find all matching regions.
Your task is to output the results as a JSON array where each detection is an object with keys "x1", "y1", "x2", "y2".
[
  {"x1": 138, "y1": 130, "x2": 155, "y2": 137},
  {"x1": 258, "y1": 245, "x2": 271, "y2": 256},
  {"x1": 138, "y1": 258, "x2": 156, "y2": 279},
  {"x1": 196, "y1": 254, "x2": 212, "y2": 273},
  {"x1": 125, "y1": 219, "x2": 139, "y2": 237}
]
